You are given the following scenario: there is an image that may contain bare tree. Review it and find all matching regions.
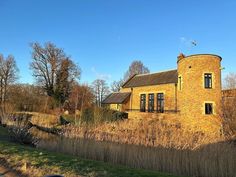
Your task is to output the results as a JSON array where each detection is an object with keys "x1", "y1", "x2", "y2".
[
  {"x1": 69, "y1": 83, "x2": 94, "y2": 111},
  {"x1": 30, "y1": 42, "x2": 81, "y2": 106},
  {"x1": 124, "y1": 60, "x2": 150, "y2": 81},
  {"x1": 8, "y1": 84, "x2": 47, "y2": 112},
  {"x1": 0, "y1": 54, "x2": 19, "y2": 113},
  {"x1": 92, "y1": 79, "x2": 110, "y2": 107},
  {"x1": 224, "y1": 72, "x2": 236, "y2": 89},
  {"x1": 110, "y1": 79, "x2": 124, "y2": 92},
  {"x1": 222, "y1": 72, "x2": 236, "y2": 137}
]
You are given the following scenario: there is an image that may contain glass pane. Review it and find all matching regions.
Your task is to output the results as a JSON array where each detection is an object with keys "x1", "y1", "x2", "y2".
[
  {"x1": 157, "y1": 93, "x2": 164, "y2": 113},
  {"x1": 205, "y1": 103, "x2": 213, "y2": 114},
  {"x1": 148, "y1": 94, "x2": 154, "y2": 112},
  {"x1": 140, "y1": 94, "x2": 146, "y2": 112},
  {"x1": 205, "y1": 73, "x2": 212, "y2": 88}
]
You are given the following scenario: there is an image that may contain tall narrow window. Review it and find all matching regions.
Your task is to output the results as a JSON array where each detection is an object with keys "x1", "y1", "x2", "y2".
[
  {"x1": 148, "y1": 93, "x2": 154, "y2": 112},
  {"x1": 157, "y1": 93, "x2": 164, "y2": 113},
  {"x1": 205, "y1": 103, "x2": 213, "y2": 114},
  {"x1": 178, "y1": 76, "x2": 182, "y2": 90},
  {"x1": 140, "y1": 94, "x2": 146, "y2": 112},
  {"x1": 204, "y1": 73, "x2": 212, "y2": 88}
]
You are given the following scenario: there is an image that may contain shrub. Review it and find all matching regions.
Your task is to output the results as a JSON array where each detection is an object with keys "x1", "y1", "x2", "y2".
[
  {"x1": 80, "y1": 107, "x2": 127, "y2": 125},
  {"x1": 8, "y1": 126, "x2": 38, "y2": 146},
  {"x1": 8, "y1": 113, "x2": 32, "y2": 127},
  {"x1": 80, "y1": 107, "x2": 95, "y2": 125},
  {"x1": 222, "y1": 97, "x2": 236, "y2": 137},
  {"x1": 61, "y1": 114, "x2": 75, "y2": 123},
  {"x1": 59, "y1": 116, "x2": 70, "y2": 125},
  {"x1": 113, "y1": 111, "x2": 128, "y2": 120}
]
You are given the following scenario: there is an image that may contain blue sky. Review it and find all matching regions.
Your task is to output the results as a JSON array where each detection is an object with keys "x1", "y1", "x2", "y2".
[{"x1": 0, "y1": 0, "x2": 235, "y2": 85}]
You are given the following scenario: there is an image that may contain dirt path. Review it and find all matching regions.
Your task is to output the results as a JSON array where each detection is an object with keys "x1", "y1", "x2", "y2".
[
  {"x1": 0, "y1": 158, "x2": 26, "y2": 177},
  {"x1": 0, "y1": 165, "x2": 21, "y2": 177}
]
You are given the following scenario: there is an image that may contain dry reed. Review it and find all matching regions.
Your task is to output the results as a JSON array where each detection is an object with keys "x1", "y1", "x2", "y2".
[
  {"x1": 63, "y1": 113, "x2": 223, "y2": 149},
  {"x1": 36, "y1": 131, "x2": 236, "y2": 177}
]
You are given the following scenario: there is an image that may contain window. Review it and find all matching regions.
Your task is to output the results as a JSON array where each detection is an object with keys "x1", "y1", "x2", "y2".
[
  {"x1": 148, "y1": 94, "x2": 154, "y2": 112},
  {"x1": 205, "y1": 103, "x2": 213, "y2": 115},
  {"x1": 204, "y1": 73, "x2": 212, "y2": 88},
  {"x1": 178, "y1": 76, "x2": 182, "y2": 90},
  {"x1": 157, "y1": 93, "x2": 164, "y2": 113},
  {"x1": 140, "y1": 94, "x2": 146, "y2": 112}
]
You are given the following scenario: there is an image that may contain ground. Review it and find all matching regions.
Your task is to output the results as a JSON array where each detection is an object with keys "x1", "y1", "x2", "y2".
[{"x1": 0, "y1": 126, "x2": 185, "y2": 177}]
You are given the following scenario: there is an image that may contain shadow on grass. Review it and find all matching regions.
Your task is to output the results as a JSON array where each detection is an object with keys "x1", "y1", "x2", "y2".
[
  {"x1": 1, "y1": 124, "x2": 235, "y2": 177},
  {"x1": 0, "y1": 134, "x2": 178, "y2": 177},
  {"x1": 0, "y1": 157, "x2": 28, "y2": 177}
]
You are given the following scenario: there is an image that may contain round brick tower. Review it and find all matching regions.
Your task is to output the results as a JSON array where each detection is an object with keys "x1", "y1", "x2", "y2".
[{"x1": 177, "y1": 54, "x2": 222, "y2": 119}]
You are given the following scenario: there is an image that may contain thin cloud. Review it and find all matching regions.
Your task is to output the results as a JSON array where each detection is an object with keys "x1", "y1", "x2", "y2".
[
  {"x1": 179, "y1": 37, "x2": 197, "y2": 53},
  {"x1": 91, "y1": 67, "x2": 112, "y2": 80}
]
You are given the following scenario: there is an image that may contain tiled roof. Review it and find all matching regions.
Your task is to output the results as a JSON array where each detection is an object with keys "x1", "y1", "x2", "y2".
[
  {"x1": 102, "y1": 92, "x2": 131, "y2": 104},
  {"x1": 122, "y1": 69, "x2": 178, "y2": 88}
]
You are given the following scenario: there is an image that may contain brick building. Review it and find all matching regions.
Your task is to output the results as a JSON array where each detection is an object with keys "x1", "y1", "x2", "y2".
[{"x1": 102, "y1": 54, "x2": 223, "y2": 119}]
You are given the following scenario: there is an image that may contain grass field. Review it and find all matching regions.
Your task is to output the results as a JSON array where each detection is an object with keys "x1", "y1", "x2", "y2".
[{"x1": 0, "y1": 126, "x2": 184, "y2": 177}]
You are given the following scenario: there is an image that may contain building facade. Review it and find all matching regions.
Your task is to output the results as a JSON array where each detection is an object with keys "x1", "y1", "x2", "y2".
[{"x1": 103, "y1": 54, "x2": 223, "y2": 119}]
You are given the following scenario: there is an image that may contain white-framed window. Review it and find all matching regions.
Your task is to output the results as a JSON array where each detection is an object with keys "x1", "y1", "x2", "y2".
[
  {"x1": 204, "y1": 73, "x2": 212, "y2": 89},
  {"x1": 205, "y1": 103, "x2": 213, "y2": 114}
]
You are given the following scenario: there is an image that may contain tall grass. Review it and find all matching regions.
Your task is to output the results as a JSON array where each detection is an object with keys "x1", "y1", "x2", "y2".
[
  {"x1": 78, "y1": 107, "x2": 127, "y2": 125},
  {"x1": 63, "y1": 115, "x2": 223, "y2": 149},
  {"x1": 2, "y1": 112, "x2": 58, "y2": 128},
  {"x1": 35, "y1": 130, "x2": 236, "y2": 177},
  {"x1": 4, "y1": 110, "x2": 235, "y2": 177}
]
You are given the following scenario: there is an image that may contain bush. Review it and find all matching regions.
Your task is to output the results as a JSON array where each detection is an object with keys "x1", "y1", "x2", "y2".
[
  {"x1": 61, "y1": 114, "x2": 75, "y2": 123},
  {"x1": 8, "y1": 126, "x2": 38, "y2": 146},
  {"x1": 113, "y1": 111, "x2": 128, "y2": 120},
  {"x1": 80, "y1": 107, "x2": 128, "y2": 125},
  {"x1": 8, "y1": 113, "x2": 32, "y2": 127},
  {"x1": 59, "y1": 116, "x2": 70, "y2": 125},
  {"x1": 80, "y1": 107, "x2": 95, "y2": 124},
  {"x1": 222, "y1": 97, "x2": 236, "y2": 137}
]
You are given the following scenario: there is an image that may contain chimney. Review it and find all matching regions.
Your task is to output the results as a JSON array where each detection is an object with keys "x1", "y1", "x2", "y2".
[{"x1": 177, "y1": 53, "x2": 185, "y2": 63}]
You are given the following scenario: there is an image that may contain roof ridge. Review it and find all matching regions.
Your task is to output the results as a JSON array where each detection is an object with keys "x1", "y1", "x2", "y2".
[
  {"x1": 122, "y1": 68, "x2": 178, "y2": 88},
  {"x1": 112, "y1": 92, "x2": 131, "y2": 94},
  {"x1": 135, "y1": 68, "x2": 177, "y2": 77}
]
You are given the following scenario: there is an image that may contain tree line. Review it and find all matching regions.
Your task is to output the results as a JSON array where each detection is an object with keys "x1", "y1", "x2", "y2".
[
  {"x1": 0, "y1": 42, "x2": 151, "y2": 115},
  {"x1": 1, "y1": 41, "x2": 236, "y2": 116}
]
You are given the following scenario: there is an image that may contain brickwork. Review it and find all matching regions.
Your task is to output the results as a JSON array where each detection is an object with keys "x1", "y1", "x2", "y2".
[
  {"x1": 177, "y1": 54, "x2": 222, "y2": 119},
  {"x1": 120, "y1": 83, "x2": 177, "y2": 112},
  {"x1": 107, "y1": 54, "x2": 223, "y2": 121}
]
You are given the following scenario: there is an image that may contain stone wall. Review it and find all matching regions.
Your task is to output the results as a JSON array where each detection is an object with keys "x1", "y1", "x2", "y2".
[
  {"x1": 120, "y1": 83, "x2": 177, "y2": 112},
  {"x1": 177, "y1": 54, "x2": 222, "y2": 119},
  {"x1": 110, "y1": 54, "x2": 223, "y2": 122}
]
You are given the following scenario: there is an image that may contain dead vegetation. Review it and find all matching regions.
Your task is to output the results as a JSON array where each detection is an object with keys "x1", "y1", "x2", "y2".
[
  {"x1": 62, "y1": 113, "x2": 223, "y2": 150},
  {"x1": 37, "y1": 125, "x2": 236, "y2": 177},
  {"x1": 222, "y1": 93, "x2": 236, "y2": 138}
]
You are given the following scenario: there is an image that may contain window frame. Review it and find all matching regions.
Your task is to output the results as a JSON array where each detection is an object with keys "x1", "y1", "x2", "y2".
[
  {"x1": 205, "y1": 103, "x2": 213, "y2": 115},
  {"x1": 204, "y1": 73, "x2": 212, "y2": 89},
  {"x1": 157, "y1": 93, "x2": 164, "y2": 113},
  {"x1": 148, "y1": 93, "x2": 155, "y2": 112},
  {"x1": 140, "y1": 94, "x2": 146, "y2": 112}
]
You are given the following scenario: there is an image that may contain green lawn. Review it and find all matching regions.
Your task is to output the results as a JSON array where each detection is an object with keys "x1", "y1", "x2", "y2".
[
  {"x1": 0, "y1": 126, "x2": 184, "y2": 177},
  {"x1": 0, "y1": 126, "x2": 10, "y2": 141}
]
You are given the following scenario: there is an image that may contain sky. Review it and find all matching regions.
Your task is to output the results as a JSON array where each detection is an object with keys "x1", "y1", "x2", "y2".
[{"x1": 0, "y1": 0, "x2": 236, "y2": 85}]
